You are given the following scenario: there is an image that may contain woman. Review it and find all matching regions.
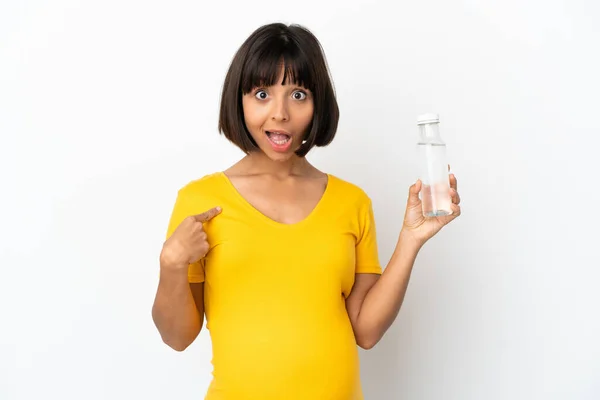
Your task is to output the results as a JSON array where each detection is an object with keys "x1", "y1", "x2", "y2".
[{"x1": 152, "y1": 22, "x2": 461, "y2": 400}]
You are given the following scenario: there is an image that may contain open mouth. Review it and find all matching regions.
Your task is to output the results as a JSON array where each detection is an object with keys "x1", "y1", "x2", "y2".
[{"x1": 265, "y1": 131, "x2": 292, "y2": 146}]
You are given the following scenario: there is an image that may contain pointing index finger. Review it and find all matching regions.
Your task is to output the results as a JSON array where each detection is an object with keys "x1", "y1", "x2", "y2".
[{"x1": 194, "y1": 206, "x2": 222, "y2": 223}]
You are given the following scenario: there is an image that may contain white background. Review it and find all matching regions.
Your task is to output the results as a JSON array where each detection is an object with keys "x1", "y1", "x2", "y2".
[{"x1": 1, "y1": 1, "x2": 599, "y2": 399}]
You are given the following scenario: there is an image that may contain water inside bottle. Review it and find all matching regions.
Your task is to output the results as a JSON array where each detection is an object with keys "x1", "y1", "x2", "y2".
[
  {"x1": 421, "y1": 183, "x2": 453, "y2": 216},
  {"x1": 418, "y1": 143, "x2": 452, "y2": 217}
]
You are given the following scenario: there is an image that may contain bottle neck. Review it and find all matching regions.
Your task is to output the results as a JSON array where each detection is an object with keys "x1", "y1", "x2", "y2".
[{"x1": 418, "y1": 123, "x2": 443, "y2": 143}]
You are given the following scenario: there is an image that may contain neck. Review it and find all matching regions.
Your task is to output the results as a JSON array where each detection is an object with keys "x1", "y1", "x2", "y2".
[{"x1": 242, "y1": 151, "x2": 313, "y2": 178}]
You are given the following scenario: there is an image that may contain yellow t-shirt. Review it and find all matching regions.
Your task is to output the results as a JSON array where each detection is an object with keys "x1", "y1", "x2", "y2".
[{"x1": 166, "y1": 172, "x2": 382, "y2": 400}]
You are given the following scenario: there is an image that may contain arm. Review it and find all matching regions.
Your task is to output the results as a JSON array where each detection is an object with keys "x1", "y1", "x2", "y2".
[
  {"x1": 347, "y1": 174, "x2": 461, "y2": 349},
  {"x1": 152, "y1": 267, "x2": 204, "y2": 351},
  {"x1": 152, "y1": 203, "x2": 221, "y2": 351},
  {"x1": 345, "y1": 233, "x2": 421, "y2": 349}
]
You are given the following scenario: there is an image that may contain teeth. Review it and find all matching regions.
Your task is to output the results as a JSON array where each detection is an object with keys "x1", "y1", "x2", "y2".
[{"x1": 267, "y1": 131, "x2": 290, "y2": 145}]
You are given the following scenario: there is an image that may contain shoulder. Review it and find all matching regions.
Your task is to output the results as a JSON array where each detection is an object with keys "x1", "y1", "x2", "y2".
[
  {"x1": 169, "y1": 172, "x2": 228, "y2": 215},
  {"x1": 325, "y1": 174, "x2": 376, "y2": 231},
  {"x1": 177, "y1": 172, "x2": 225, "y2": 197},
  {"x1": 328, "y1": 174, "x2": 372, "y2": 207}
]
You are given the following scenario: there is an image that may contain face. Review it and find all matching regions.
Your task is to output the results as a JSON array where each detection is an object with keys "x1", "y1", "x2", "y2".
[{"x1": 242, "y1": 70, "x2": 314, "y2": 161}]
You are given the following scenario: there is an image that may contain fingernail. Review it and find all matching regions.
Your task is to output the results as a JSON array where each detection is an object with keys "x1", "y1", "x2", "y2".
[{"x1": 216, "y1": 206, "x2": 222, "y2": 212}]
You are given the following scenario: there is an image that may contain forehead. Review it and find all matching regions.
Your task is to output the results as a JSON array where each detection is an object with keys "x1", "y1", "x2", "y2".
[
  {"x1": 241, "y1": 54, "x2": 313, "y2": 94},
  {"x1": 265, "y1": 66, "x2": 308, "y2": 88}
]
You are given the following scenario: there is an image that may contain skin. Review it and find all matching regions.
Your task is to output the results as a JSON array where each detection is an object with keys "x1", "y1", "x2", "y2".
[{"x1": 152, "y1": 68, "x2": 461, "y2": 351}]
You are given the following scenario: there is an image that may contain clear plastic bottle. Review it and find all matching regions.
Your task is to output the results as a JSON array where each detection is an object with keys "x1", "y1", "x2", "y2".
[{"x1": 417, "y1": 113, "x2": 453, "y2": 217}]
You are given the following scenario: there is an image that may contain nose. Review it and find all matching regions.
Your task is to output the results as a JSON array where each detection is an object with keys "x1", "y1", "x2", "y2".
[{"x1": 270, "y1": 97, "x2": 289, "y2": 122}]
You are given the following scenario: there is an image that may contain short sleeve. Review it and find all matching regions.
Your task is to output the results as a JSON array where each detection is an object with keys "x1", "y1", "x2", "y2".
[
  {"x1": 355, "y1": 198, "x2": 382, "y2": 274},
  {"x1": 165, "y1": 189, "x2": 205, "y2": 283}
]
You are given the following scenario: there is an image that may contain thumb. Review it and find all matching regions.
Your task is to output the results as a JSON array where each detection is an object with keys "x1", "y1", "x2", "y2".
[
  {"x1": 408, "y1": 180, "x2": 422, "y2": 206},
  {"x1": 194, "y1": 206, "x2": 222, "y2": 223}
]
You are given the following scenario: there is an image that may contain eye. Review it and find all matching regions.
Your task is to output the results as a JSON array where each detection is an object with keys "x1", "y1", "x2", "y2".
[
  {"x1": 254, "y1": 90, "x2": 268, "y2": 100},
  {"x1": 292, "y1": 90, "x2": 307, "y2": 100}
]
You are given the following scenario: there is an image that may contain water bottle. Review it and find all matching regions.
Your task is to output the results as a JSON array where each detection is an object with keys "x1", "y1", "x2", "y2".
[{"x1": 417, "y1": 113, "x2": 452, "y2": 217}]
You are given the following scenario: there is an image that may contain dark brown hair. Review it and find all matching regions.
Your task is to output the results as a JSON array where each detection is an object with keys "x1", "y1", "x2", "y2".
[{"x1": 218, "y1": 23, "x2": 339, "y2": 157}]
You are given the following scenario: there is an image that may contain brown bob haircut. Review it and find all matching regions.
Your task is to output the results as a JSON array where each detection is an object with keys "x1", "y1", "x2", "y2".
[{"x1": 218, "y1": 23, "x2": 340, "y2": 157}]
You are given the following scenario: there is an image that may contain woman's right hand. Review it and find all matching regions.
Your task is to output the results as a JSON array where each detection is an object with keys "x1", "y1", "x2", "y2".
[{"x1": 160, "y1": 206, "x2": 222, "y2": 270}]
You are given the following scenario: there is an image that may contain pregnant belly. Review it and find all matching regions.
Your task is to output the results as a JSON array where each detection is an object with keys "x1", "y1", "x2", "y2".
[{"x1": 205, "y1": 310, "x2": 363, "y2": 400}]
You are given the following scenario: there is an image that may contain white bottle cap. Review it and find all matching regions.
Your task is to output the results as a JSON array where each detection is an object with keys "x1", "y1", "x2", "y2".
[{"x1": 417, "y1": 113, "x2": 440, "y2": 125}]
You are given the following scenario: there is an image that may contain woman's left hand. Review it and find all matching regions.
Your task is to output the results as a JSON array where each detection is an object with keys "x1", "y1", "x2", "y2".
[{"x1": 400, "y1": 172, "x2": 461, "y2": 246}]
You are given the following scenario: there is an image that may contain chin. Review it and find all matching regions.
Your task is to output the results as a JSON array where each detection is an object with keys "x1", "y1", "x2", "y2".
[
  {"x1": 262, "y1": 148, "x2": 298, "y2": 162},
  {"x1": 256, "y1": 139, "x2": 302, "y2": 161}
]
